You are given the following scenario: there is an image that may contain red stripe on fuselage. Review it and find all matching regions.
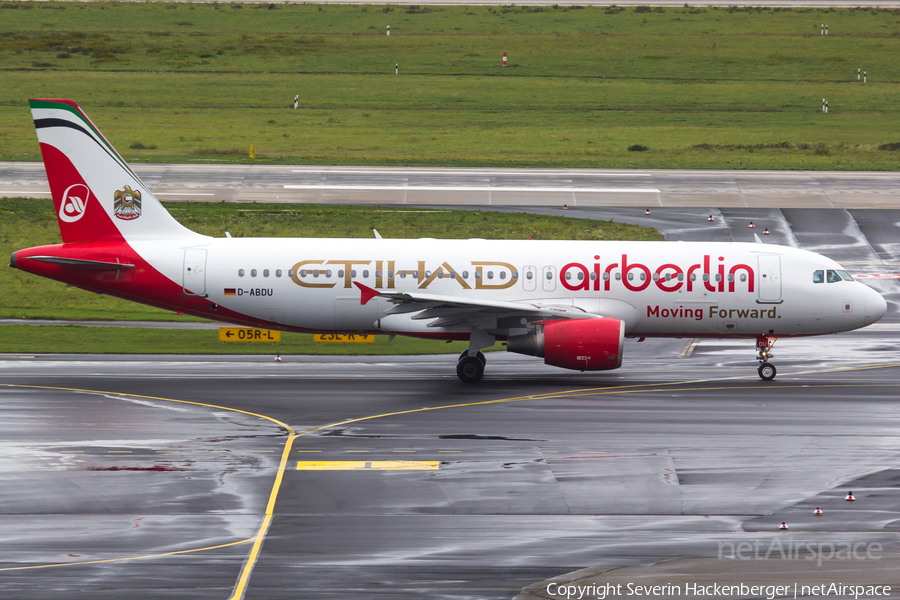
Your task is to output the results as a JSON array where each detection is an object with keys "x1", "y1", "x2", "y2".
[{"x1": 13, "y1": 241, "x2": 294, "y2": 331}]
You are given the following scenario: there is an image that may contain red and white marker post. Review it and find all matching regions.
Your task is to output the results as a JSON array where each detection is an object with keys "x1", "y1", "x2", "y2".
[{"x1": 503, "y1": 52, "x2": 507, "y2": 67}]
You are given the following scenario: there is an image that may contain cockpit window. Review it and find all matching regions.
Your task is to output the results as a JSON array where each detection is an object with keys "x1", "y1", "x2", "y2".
[
  {"x1": 837, "y1": 270, "x2": 854, "y2": 282},
  {"x1": 813, "y1": 270, "x2": 824, "y2": 284},
  {"x1": 826, "y1": 269, "x2": 841, "y2": 283}
]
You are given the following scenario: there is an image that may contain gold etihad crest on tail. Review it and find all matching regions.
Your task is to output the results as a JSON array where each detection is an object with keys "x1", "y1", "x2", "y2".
[{"x1": 113, "y1": 185, "x2": 142, "y2": 221}]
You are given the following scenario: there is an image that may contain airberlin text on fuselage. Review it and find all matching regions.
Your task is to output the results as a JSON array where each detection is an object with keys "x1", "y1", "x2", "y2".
[{"x1": 290, "y1": 254, "x2": 755, "y2": 295}]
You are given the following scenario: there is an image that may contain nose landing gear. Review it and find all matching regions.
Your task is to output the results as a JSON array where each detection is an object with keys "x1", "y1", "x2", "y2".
[{"x1": 756, "y1": 335, "x2": 777, "y2": 381}]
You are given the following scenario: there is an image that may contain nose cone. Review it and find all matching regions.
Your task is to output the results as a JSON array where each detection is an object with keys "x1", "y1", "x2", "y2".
[{"x1": 864, "y1": 286, "x2": 888, "y2": 326}]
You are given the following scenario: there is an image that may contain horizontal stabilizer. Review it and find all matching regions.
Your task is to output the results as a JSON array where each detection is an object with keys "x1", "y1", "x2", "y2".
[{"x1": 26, "y1": 255, "x2": 135, "y2": 271}]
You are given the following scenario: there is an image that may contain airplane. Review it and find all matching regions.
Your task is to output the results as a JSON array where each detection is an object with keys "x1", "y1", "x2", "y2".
[{"x1": 10, "y1": 99, "x2": 888, "y2": 382}]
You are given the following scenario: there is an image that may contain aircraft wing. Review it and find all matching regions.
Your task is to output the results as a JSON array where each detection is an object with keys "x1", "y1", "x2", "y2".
[{"x1": 354, "y1": 282, "x2": 598, "y2": 327}]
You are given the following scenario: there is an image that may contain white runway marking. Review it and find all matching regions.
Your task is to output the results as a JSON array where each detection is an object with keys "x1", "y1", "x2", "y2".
[
  {"x1": 289, "y1": 168, "x2": 654, "y2": 177},
  {"x1": 284, "y1": 184, "x2": 660, "y2": 193},
  {"x1": 155, "y1": 192, "x2": 216, "y2": 196}
]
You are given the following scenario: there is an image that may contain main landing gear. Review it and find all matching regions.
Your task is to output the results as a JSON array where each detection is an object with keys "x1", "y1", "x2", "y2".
[
  {"x1": 457, "y1": 350, "x2": 486, "y2": 383},
  {"x1": 756, "y1": 335, "x2": 777, "y2": 381}
]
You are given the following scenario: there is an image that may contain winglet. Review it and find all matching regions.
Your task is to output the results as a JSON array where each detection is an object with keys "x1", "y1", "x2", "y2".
[
  {"x1": 354, "y1": 281, "x2": 381, "y2": 306},
  {"x1": 754, "y1": 233, "x2": 763, "y2": 244}
]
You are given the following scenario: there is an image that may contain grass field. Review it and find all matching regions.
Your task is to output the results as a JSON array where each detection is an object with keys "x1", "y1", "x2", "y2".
[
  {"x1": 0, "y1": 324, "x2": 506, "y2": 355},
  {"x1": 0, "y1": 197, "x2": 659, "y2": 321},
  {"x1": 2, "y1": 3, "x2": 899, "y2": 169}
]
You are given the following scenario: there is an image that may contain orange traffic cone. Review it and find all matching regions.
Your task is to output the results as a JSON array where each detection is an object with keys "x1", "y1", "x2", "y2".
[
  {"x1": 563, "y1": 204, "x2": 568, "y2": 210},
  {"x1": 707, "y1": 215, "x2": 714, "y2": 221},
  {"x1": 845, "y1": 491, "x2": 855, "y2": 501},
  {"x1": 274, "y1": 355, "x2": 282, "y2": 362},
  {"x1": 813, "y1": 507, "x2": 823, "y2": 516},
  {"x1": 748, "y1": 222, "x2": 756, "y2": 228},
  {"x1": 645, "y1": 209, "x2": 652, "y2": 215},
  {"x1": 779, "y1": 522, "x2": 788, "y2": 530},
  {"x1": 763, "y1": 228, "x2": 770, "y2": 235}
]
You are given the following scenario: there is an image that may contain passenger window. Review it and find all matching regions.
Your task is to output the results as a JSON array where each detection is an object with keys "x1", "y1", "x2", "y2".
[
  {"x1": 500, "y1": 272, "x2": 507, "y2": 280},
  {"x1": 487, "y1": 271, "x2": 494, "y2": 279},
  {"x1": 640, "y1": 273, "x2": 646, "y2": 281},
  {"x1": 526, "y1": 271, "x2": 533, "y2": 280},
  {"x1": 702, "y1": 274, "x2": 709, "y2": 282},
  {"x1": 627, "y1": 273, "x2": 634, "y2": 281},
  {"x1": 326, "y1": 270, "x2": 332, "y2": 277},
  {"x1": 462, "y1": 271, "x2": 467, "y2": 279},
  {"x1": 338, "y1": 270, "x2": 344, "y2": 278},
  {"x1": 413, "y1": 270, "x2": 419, "y2": 278},
  {"x1": 276, "y1": 269, "x2": 282, "y2": 278},
  {"x1": 376, "y1": 270, "x2": 382, "y2": 278},
  {"x1": 263, "y1": 269, "x2": 269, "y2": 277},
  {"x1": 476, "y1": 272, "x2": 482, "y2": 280},
  {"x1": 450, "y1": 271, "x2": 457, "y2": 279},
  {"x1": 715, "y1": 274, "x2": 722, "y2": 282},
  {"x1": 288, "y1": 269, "x2": 295, "y2": 278},
  {"x1": 813, "y1": 270, "x2": 824, "y2": 283},
  {"x1": 826, "y1": 269, "x2": 841, "y2": 283},
  {"x1": 677, "y1": 273, "x2": 683, "y2": 282},
  {"x1": 238, "y1": 269, "x2": 245, "y2": 277},
  {"x1": 727, "y1": 273, "x2": 734, "y2": 282},
  {"x1": 545, "y1": 272, "x2": 552, "y2": 280},
  {"x1": 565, "y1": 272, "x2": 572, "y2": 280},
  {"x1": 300, "y1": 270, "x2": 307, "y2": 277},
  {"x1": 251, "y1": 269, "x2": 257, "y2": 277},
  {"x1": 837, "y1": 270, "x2": 854, "y2": 281},
  {"x1": 603, "y1": 273, "x2": 609, "y2": 281},
  {"x1": 652, "y1": 273, "x2": 659, "y2": 281},
  {"x1": 512, "y1": 272, "x2": 518, "y2": 280},
  {"x1": 615, "y1": 273, "x2": 621, "y2": 280},
  {"x1": 351, "y1": 270, "x2": 357, "y2": 277},
  {"x1": 363, "y1": 270, "x2": 369, "y2": 278},
  {"x1": 400, "y1": 271, "x2": 406, "y2": 279},
  {"x1": 690, "y1": 273, "x2": 696, "y2": 281},
  {"x1": 437, "y1": 271, "x2": 444, "y2": 279},
  {"x1": 740, "y1": 274, "x2": 747, "y2": 282}
]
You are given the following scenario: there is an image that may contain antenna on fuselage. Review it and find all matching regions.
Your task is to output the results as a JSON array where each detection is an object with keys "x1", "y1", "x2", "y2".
[
  {"x1": 753, "y1": 233, "x2": 763, "y2": 244},
  {"x1": 373, "y1": 229, "x2": 383, "y2": 239}
]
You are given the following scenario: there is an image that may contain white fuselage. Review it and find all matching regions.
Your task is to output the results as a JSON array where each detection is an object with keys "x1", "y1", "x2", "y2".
[{"x1": 137, "y1": 238, "x2": 886, "y2": 339}]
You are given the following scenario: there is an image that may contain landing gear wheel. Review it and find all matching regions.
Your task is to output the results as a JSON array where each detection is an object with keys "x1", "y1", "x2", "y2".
[
  {"x1": 458, "y1": 350, "x2": 487, "y2": 366},
  {"x1": 758, "y1": 363, "x2": 777, "y2": 381},
  {"x1": 457, "y1": 356, "x2": 485, "y2": 383}
]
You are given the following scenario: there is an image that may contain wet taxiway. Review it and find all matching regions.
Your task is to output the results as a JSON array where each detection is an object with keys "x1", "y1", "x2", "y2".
[
  {"x1": 2, "y1": 328, "x2": 900, "y2": 598},
  {"x1": 4, "y1": 163, "x2": 900, "y2": 208}
]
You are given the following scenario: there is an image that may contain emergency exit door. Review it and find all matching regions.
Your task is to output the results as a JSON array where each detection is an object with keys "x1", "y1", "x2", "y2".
[
  {"x1": 757, "y1": 254, "x2": 782, "y2": 303},
  {"x1": 183, "y1": 248, "x2": 208, "y2": 297}
]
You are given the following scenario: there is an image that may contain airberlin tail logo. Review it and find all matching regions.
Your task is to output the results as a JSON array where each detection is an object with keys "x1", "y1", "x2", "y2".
[{"x1": 59, "y1": 183, "x2": 90, "y2": 223}]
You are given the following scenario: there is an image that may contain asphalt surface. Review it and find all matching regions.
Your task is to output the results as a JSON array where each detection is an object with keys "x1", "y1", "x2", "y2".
[
  {"x1": 4, "y1": 163, "x2": 900, "y2": 208},
  {"x1": 3, "y1": 333, "x2": 900, "y2": 599}
]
